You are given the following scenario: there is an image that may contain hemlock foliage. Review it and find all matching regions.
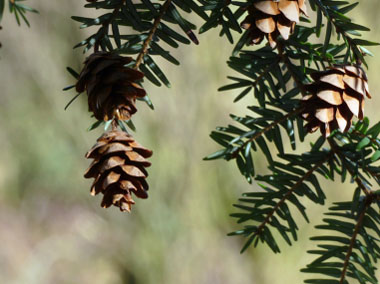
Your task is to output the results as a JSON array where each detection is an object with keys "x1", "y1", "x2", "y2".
[{"x1": 62, "y1": 0, "x2": 380, "y2": 282}]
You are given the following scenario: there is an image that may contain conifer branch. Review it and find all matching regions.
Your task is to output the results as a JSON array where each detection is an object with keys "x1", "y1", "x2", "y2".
[
  {"x1": 204, "y1": 0, "x2": 380, "y2": 280},
  {"x1": 339, "y1": 200, "x2": 368, "y2": 284},
  {"x1": 251, "y1": 58, "x2": 281, "y2": 87},
  {"x1": 352, "y1": 129, "x2": 380, "y2": 148},
  {"x1": 328, "y1": 138, "x2": 371, "y2": 196},
  {"x1": 366, "y1": 167, "x2": 380, "y2": 182},
  {"x1": 313, "y1": 4, "x2": 351, "y2": 40},
  {"x1": 134, "y1": 0, "x2": 172, "y2": 69},
  {"x1": 94, "y1": 0, "x2": 126, "y2": 52},
  {"x1": 230, "y1": 106, "x2": 304, "y2": 159},
  {"x1": 253, "y1": 153, "x2": 332, "y2": 238},
  {"x1": 278, "y1": 43, "x2": 308, "y2": 96},
  {"x1": 311, "y1": 0, "x2": 374, "y2": 64}
]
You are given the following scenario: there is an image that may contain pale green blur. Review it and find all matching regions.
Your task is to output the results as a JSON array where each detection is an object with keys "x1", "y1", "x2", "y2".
[{"x1": 0, "y1": 1, "x2": 380, "y2": 283}]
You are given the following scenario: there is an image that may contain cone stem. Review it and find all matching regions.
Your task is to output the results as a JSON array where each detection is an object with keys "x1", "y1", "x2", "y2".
[{"x1": 111, "y1": 119, "x2": 118, "y2": 131}]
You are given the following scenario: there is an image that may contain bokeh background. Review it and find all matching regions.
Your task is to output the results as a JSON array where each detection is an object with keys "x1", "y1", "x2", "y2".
[{"x1": 1, "y1": 1, "x2": 380, "y2": 283}]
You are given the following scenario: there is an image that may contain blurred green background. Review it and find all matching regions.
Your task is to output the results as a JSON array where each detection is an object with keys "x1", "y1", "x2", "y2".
[{"x1": 1, "y1": 1, "x2": 380, "y2": 283}]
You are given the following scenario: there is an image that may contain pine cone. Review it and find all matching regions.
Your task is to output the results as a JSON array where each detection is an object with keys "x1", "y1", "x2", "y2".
[
  {"x1": 301, "y1": 65, "x2": 371, "y2": 137},
  {"x1": 76, "y1": 52, "x2": 146, "y2": 121},
  {"x1": 84, "y1": 130, "x2": 153, "y2": 212},
  {"x1": 241, "y1": 0, "x2": 308, "y2": 48}
]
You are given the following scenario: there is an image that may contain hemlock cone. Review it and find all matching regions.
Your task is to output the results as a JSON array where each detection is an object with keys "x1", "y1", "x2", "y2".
[
  {"x1": 241, "y1": 0, "x2": 308, "y2": 48},
  {"x1": 84, "y1": 130, "x2": 152, "y2": 212},
  {"x1": 301, "y1": 65, "x2": 371, "y2": 137},
  {"x1": 76, "y1": 52, "x2": 146, "y2": 121}
]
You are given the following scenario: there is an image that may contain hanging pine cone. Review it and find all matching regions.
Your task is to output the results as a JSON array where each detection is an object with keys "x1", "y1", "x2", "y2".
[
  {"x1": 84, "y1": 129, "x2": 153, "y2": 212},
  {"x1": 76, "y1": 52, "x2": 146, "y2": 121},
  {"x1": 301, "y1": 65, "x2": 371, "y2": 137},
  {"x1": 241, "y1": 0, "x2": 308, "y2": 48}
]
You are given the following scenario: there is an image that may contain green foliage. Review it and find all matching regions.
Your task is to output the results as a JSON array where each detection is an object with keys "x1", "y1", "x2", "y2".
[
  {"x1": 199, "y1": 0, "x2": 245, "y2": 44},
  {"x1": 65, "y1": 0, "x2": 380, "y2": 282},
  {"x1": 67, "y1": 0, "x2": 203, "y2": 131},
  {"x1": 71, "y1": 0, "x2": 201, "y2": 85},
  {"x1": 229, "y1": 119, "x2": 380, "y2": 260},
  {"x1": 229, "y1": 149, "x2": 331, "y2": 253},
  {"x1": 303, "y1": 198, "x2": 380, "y2": 283},
  {"x1": 203, "y1": 0, "x2": 380, "y2": 282},
  {"x1": 308, "y1": 0, "x2": 377, "y2": 66},
  {"x1": 0, "y1": 0, "x2": 38, "y2": 26}
]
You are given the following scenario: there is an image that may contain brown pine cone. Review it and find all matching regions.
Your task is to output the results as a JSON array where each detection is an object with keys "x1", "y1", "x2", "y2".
[
  {"x1": 241, "y1": 0, "x2": 308, "y2": 48},
  {"x1": 301, "y1": 65, "x2": 371, "y2": 137},
  {"x1": 76, "y1": 52, "x2": 146, "y2": 121},
  {"x1": 84, "y1": 130, "x2": 153, "y2": 212}
]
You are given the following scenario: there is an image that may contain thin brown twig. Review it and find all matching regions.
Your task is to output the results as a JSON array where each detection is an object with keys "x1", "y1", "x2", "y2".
[
  {"x1": 352, "y1": 130, "x2": 380, "y2": 148},
  {"x1": 254, "y1": 153, "x2": 333, "y2": 237},
  {"x1": 93, "y1": 0, "x2": 127, "y2": 52},
  {"x1": 339, "y1": 195, "x2": 374, "y2": 284},
  {"x1": 230, "y1": 106, "x2": 304, "y2": 158},
  {"x1": 313, "y1": 2, "x2": 362, "y2": 64},
  {"x1": 230, "y1": 43, "x2": 306, "y2": 158},
  {"x1": 134, "y1": 0, "x2": 172, "y2": 69}
]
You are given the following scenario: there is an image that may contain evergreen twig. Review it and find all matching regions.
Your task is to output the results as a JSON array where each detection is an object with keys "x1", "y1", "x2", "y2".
[
  {"x1": 134, "y1": 0, "x2": 173, "y2": 69},
  {"x1": 328, "y1": 138, "x2": 371, "y2": 196},
  {"x1": 339, "y1": 200, "x2": 368, "y2": 284},
  {"x1": 254, "y1": 153, "x2": 332, "y2": 238},
  {"x1": 230, "y1": 106, "x2": 304, "y2": 158},
  {"x1": 94, "y1": 0, "x2": 127, "y2": 52}
]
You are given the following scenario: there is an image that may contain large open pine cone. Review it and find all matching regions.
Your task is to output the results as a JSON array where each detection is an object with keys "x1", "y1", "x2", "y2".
[
  {"x1": 301, "y1": 65, "x2": 371, "y2": 137},
  {"x1": 84, "y1": 130, "x2": 153, "y2": 212},
  {"x1": 241, "y1": 0, "x2": 308, "y2": 48},
  {"x1": 76, "y1": 52, "x2": 146, "y2": 121}
]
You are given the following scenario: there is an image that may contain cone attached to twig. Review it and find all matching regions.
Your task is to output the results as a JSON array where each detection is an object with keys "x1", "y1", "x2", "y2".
[
  {"x1": 76, "y1": 52, "x2": 146, "y2": 121},
  {"x1": 241, "y1": 0, "x2": 308, "y2": 48},
  {"x1": 84, "y1": 129, "x2": 153, "y2": 212},
  {"x1": 301, "y1": 65, "x2": 371, "y2": 137}
]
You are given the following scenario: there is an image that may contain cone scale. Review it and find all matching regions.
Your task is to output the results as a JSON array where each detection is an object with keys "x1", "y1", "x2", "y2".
[
  {"x1": 301, "y1": 65, "x2": 371, "y2": 137},
  {"x1": 84, "y1": 130, "x2": 153, "y2": 212},
  {"x1": 241, "y1": 0, "x2": 308, "y2": 48},
  {"x1": 76, "y1": 52, "x2": 146, "y2": 121}
]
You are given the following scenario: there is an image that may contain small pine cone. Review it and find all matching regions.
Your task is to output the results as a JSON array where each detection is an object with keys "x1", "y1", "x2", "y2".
[
  {"x1": 76, "y1": 52, "x2": 146, "y2": 121},
  {"x1": 301, "y1": 65, "x2": 371, "y2": 137},
  {"x1": 84, "y1": 130, "x2": 153, "y2": 212},
  {"x1": 241, "y1": 0, "x2": 308, "y2": 48}
]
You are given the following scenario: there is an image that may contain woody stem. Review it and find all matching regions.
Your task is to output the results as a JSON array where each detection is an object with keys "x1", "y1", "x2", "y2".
[{"x1": 134, "y1": 0, "x2": 172, "y2": 69}]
